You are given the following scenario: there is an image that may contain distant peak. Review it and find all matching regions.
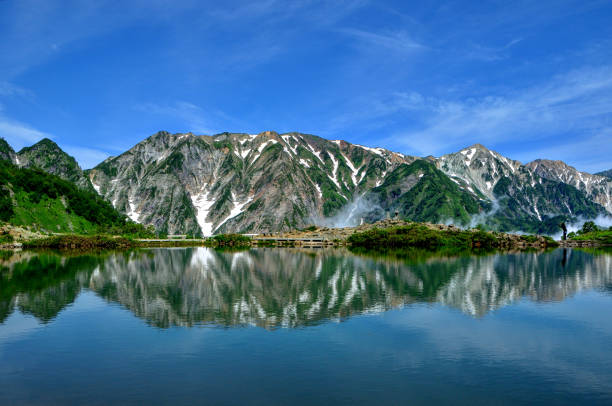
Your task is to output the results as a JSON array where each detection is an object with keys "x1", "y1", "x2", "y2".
[
  {"x1": 466, "y1": 143, "x2": 489, "y2": 151},
  {"x1": 35, "y1": 137, "x2": 57, "y2": 147},
  {"x1": 18, "y1": 137, "x2": 61, "y2": 154},
  {"x1": 527, "y1": 159, "x2": 575, "y2": 171}
]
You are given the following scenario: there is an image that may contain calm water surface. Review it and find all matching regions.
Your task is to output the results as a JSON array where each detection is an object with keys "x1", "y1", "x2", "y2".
[{"x1": 1, "y1": 247, "x2": 611, "y2": 405}]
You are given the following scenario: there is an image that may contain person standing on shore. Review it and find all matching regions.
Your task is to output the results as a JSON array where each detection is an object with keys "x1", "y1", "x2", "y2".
[{"x1": 560, "y1": 222, "x2": 567, "y2": 241}]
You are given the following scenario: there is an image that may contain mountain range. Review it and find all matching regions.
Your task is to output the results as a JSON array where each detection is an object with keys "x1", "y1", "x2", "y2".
[{"x1": 1, "y1": 132, "x2": 611, "y2": 236}]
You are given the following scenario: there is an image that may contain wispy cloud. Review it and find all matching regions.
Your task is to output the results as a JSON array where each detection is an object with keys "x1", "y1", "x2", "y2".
[
  {"x1": 373, "y1": 66, "x2": 612, "y2": 165},
  {"x1": 62, "y1": 145, "x2": 110, "y2": 169},
  {"x1": 0, "y1": 0, "x2": 201, "y2": 79},
  {"x1": 340, "y1": 28, "x2": 424, "y2": 54},
  {"x1": 0, "y1": 115, "x2": 49, "y2": 150},
  {"x1": 459, "y1": 37, "x2": 524, "y2": 62},
  {"x1": 0, "y1": 81, "x2": 32, "y2": 98},
  {"x1": 134, "y1": 101, "x2": 238, "y2": 135}
]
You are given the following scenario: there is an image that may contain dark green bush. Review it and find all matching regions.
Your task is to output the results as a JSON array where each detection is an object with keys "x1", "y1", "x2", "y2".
[{"x1": 212, "y1": 234, "x2": 252, "y2": 247}]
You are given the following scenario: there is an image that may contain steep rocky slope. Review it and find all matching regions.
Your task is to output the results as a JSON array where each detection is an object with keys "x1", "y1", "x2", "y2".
[
  {"x1": 88, "y1": 131, "x2": 416, "y2": 236},
  {"x1": 364, "y1": 159, "x2": 482, "y2": 224}
]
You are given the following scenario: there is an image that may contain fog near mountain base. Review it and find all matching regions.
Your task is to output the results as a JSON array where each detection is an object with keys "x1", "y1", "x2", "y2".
[
  {"x1": 314, "y1": 195, "x2": 382, "y2": 228},
  {"x1": 549, "y1": 214, "x2": 612, "y2": 240},
  {"x1": 468, "y1": 199, "x2": 501, "y2": 229}
]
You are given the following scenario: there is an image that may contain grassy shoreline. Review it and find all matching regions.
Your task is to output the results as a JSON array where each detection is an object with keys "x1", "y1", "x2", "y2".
[
  {"x1": 20, "y1": 233, "x2": 252, "y2": 250},
  {"x1": 15, "y1": 225, "x2": 561, "y2": 251},
  {"x1": 347, "y1": 224, "x2": 558, "y2": 250}
]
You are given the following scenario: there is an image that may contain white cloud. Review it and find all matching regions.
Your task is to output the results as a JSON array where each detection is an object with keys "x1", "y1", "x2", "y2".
[
  {"x1": 62, "y1": 145, "x2": 110, "y2": 170},
  {"x1": 340, "y1": 28, "x2": 424, "y2": 54},
  {"x1": 0, "y1": 116, "x2": 49, "y2": 150},
  {"x1": 376, "y1": 66, "x2": 612, "y2": 166},
  {"x1": 134, "y1": 100, "x2": 239, "y2": 135},
  {"x1": 0, "y1": 82, "x2": 31, "y2": 98}
]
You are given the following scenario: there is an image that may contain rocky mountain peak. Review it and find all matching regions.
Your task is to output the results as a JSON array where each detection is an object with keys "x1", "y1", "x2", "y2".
[
  {"x1": 15, "y1": 138, "x2": 93, "y2": 191},
  {"x1": 526, "y1": 158, "x2": 612, "y2": 213},
  {"x1": 436, "y1": 143, "x2": 524, "y2": 200}
]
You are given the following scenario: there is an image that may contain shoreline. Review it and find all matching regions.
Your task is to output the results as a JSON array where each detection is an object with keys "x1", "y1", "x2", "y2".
[{"x1": 2, "y1": 219, "x2": 609, "y2": 251}]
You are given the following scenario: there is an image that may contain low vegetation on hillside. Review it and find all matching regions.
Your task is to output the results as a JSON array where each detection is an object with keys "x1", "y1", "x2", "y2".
[
  {"x1": 0, "y1": 160, "x2": 154, "y2": 238},
  {"x1": 568, "y1": 221, "x2": 612, "y2": 245}
]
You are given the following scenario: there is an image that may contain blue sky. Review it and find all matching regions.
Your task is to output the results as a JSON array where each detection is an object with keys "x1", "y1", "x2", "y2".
[{"x1": 0, "y1": 0, "x2": 611, "y2": 172}]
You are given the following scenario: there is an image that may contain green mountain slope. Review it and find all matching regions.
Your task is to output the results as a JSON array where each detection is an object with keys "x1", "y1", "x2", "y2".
[
  {"x1": 0, "y1": 160, "x2": 148, "y2": 235},
  {"x1": 365, "y1": 160, "x2": 481, "y2": 225},
  {"x1": 0, "y1": 138, "x2": 16, "y2": 163}
]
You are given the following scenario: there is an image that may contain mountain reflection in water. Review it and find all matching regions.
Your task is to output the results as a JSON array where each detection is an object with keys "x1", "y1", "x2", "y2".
[{"x1": 1, "y1": 247, "x2": 611, "y2": 328}]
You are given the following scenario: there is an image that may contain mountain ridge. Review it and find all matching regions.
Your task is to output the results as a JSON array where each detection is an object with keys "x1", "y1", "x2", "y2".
[{"x1": 2, "y1": 134, "x2": 610, "y2": 235}]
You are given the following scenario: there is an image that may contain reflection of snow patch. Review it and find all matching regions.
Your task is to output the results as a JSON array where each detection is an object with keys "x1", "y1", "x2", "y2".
[{"x1": 190, "y1": 247, "x2": 217, "y2": 270}]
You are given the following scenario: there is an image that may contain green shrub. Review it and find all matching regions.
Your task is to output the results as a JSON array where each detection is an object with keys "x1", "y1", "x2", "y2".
[
  {"x1": 212, "y1": 234, "x2": 252, "y2": 247},
  {"x1": 347, "y1": 225, "x2": 500, "y2": 250}
]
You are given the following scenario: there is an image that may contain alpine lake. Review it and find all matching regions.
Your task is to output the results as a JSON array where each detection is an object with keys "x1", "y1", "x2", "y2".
[{"x1": 1, "y1": 246, "x2": 611, "y2": 405}]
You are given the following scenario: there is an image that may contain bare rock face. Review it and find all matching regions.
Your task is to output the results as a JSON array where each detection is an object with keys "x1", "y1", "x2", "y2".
[
  {"x1": 526, "y1": 159, "x2": 612, "y2": 213},
  {"x1": 87, "y1": 131, "x2": 416, "y2": 236}
]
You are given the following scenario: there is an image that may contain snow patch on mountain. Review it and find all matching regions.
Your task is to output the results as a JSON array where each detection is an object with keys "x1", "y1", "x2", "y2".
[{"x1": 191, "y1": 190, "x2": 216, "y2": 236}]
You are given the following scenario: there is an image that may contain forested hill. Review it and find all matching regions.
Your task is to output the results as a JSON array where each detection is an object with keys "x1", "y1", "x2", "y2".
[{"x1": 0, "y1": 159, "x2": 151, "y2": 236}]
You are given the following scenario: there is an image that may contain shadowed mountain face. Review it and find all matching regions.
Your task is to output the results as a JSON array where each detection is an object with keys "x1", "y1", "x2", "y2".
[
  {"x1": 2, "y1": 248, "x2": 611, "y2": 328},
  {"x1": 595, "y1": 169, "x2": 612, "y2": 179}
]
